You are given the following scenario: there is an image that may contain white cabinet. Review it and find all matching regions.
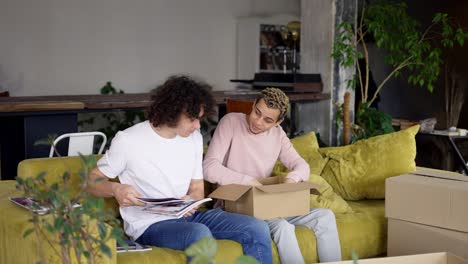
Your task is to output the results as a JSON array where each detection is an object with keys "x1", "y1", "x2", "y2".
[{"x1": 236, "y1": 14, "x2": 300, "y2": 79}]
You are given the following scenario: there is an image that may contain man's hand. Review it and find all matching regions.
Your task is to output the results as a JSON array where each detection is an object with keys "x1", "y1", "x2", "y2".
[
  {"x1": 181, "y1": 195, "x2": 198, "y2": 218},
  {"x1": 112, "y1": 184, "x2": 145, "y2": 207},
  {"x1": 283, "y1": 178, "x2": 297, "y2": 184},
  {"x1": 249, "y1": 178, "x2": 263, "y2": 186}
]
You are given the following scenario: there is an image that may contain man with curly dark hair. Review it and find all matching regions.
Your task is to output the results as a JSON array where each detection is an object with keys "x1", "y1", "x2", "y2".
[
  {"x1": 204, "y1": 87, "x2": 341, "y2": 263},
  {"x1": 87, "y1": 75, "x2": 272, "y2": 263}
]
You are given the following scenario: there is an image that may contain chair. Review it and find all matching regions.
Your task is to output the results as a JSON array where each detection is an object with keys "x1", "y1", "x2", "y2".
[
  {"x1": 49, "y1": 132, "x2": 107, "y2": 157},
  {"x1": 226, "y1": 98, "x2": 254, "y2": 115}
]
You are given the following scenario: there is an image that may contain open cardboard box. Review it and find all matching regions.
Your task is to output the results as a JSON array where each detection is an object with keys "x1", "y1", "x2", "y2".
[
  {"x1": 208, "y1": 176, "x2": 319, "y2": 220},
  {"x1": 326, "y1": 252, "x2": 468, "y2": 264}
]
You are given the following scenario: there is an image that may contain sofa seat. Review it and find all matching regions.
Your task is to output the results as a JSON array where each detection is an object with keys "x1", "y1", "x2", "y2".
[
  {"x1": 115, "y1": 200, "x2": 386, "y2": 264},
  {"x1": 1, "y1": 176, "x2": 386, "y2": 264},
  {"x1": 0, "y1": 156, "x2": 388, "y2": 263},
  {"x1": 0, "y1": 180, "x2": 116, "y2": 264}
]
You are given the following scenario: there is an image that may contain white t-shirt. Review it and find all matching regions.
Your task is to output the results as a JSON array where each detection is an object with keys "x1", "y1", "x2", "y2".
[{"x1": 97, "y1": 120, "x2": 203, "y2": 240}]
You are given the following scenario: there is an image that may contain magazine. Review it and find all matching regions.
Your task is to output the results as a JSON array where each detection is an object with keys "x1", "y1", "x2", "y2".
[
  {"x1": 141, "y1": 197, "x2": 212, "y2": 218},
  {"x1": 9, "y1": 197, "x2": 81, "y2": 215},
  {"x1": 117, "y1": 239, "x2": 152, "y2": 253},
  {"x1": 9, "y1": 197, "x2": 50, "y2": 215},
  {"x1": 137, "y1": 197, "x2": 186, "y2": 205}
]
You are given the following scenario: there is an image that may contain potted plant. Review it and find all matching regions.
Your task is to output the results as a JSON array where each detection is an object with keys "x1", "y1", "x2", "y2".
[{"x1": 332, "y1": 0, "x2": 468, "y2": 142}]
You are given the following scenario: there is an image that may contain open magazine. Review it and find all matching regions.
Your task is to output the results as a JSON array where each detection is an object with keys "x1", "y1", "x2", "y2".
[
  {"x1": 9, "y1": 197, "x2": 81, "y2": 215},
  {"x1": 138, "y1": 197, "x2": 212, "y2": 218}
]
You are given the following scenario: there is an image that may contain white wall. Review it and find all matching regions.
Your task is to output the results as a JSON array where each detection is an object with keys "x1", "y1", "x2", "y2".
[{"x1": 0, "y1": 0, "x2": 299, "y2": 96}]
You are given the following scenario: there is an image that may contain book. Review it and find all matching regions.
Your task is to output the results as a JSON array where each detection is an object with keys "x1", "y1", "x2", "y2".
[
  {"x1": 141, "y1": 198, "x2": 212, "y2": 218},
  {"x1": 117, "y1": 239, "x2": 152, "y2": 253},
  {"x1": 9, "y1": 197, "x2": 81, "y2": 215}
]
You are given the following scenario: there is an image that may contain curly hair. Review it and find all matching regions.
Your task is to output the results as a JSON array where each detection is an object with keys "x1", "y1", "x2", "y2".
[
  {"x1": 257, "y1": 87, "x2": 289, "y2": 120},
  {"x1": 146, "y1": 75, "x2": 216, "y2": 128}
]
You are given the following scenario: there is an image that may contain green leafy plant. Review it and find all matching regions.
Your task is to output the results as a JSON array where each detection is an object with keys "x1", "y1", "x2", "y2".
[
  {"x1": 332, "y1": 0, "x2": 468, "y2": 141},
  {"x1": 185, "y1": 237, "x2": 259, "y2": 264},
  {"x1": 16, "y1": 150, "x2": 126, "y2": 264}
]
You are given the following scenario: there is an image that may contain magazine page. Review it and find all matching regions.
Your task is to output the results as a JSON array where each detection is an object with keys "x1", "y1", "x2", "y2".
[
  {"x1": 137, "y1": 197, "x2": 186, "y2": 205},
  {"x1": 9, "y1": 197, "x2": 50, "y2": 215},
  {"x1": 9, "y1": 197, "x2": 82, "y2": 215},
  {"x1": 142, "y1": 198, "x2": 212, "y2": 218}
]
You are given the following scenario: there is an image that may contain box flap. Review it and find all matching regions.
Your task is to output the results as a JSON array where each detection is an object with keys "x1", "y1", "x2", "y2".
[
  {"x1": 411, "y1": 170, "x2": 468, "y2": 182},
  {"x1": 258, "y1": 176, "x2": 282, "y2": 185},
  {"x1": 208, "y1": 184, "x2": 251, "y2": 201},
  {"x1": 256, "y1": 181, "x2": 320, "y2": 195}
]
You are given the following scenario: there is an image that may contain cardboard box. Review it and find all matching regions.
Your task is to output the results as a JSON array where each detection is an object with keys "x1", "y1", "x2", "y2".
[
  {"x1": 208, "y1": 176, "x2": 319, "y2": 220},
  {"x1": 326, "y1": 252, "x2": 468, "y2": 264},
  {"x1": 388, "y1": 219, "x2": 468, "y2": 259},
  {"x1": 386, "y1": 169, "x2": 468, "y2": 232}
]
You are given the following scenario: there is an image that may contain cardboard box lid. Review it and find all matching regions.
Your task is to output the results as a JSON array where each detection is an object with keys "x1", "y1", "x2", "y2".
[
  {"x1": 386, "y1": 170, "x2": 468, "y2": 232},
  {"x1": 256, "y1": 182, "x2": 320, "y2": 195},
  {"x1": 411, "y1": 170, "x2": 468, "y2": 182},
  {"x1": 208, "y1": 180, "x2": 320, "y2": 201},
  {"x1": 208, "y1": 184, "x2": 251, "y2": 201},
  {"x1": 326, "y1": 252, "x2": 468, "y2": 264}
]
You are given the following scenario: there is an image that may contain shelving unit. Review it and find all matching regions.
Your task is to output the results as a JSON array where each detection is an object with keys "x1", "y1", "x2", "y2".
[{"x1": 236, "y1": 14, "x2": 299, "y2": 80}]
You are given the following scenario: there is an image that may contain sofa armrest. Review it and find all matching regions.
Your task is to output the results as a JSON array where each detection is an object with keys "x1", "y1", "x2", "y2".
[{"x1": 0, "y1": 180, "x2": 117, "y2": 264}]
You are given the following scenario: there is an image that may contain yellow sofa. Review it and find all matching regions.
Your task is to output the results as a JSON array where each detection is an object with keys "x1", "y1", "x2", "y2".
[{"x1": 1, "y1": 126, "x2": 424, "y2": 263}]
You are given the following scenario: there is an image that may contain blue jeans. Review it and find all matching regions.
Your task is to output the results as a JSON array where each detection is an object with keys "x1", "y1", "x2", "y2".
[{"x1": 136, "y1": 208, "x2": 272, "y2": 264}]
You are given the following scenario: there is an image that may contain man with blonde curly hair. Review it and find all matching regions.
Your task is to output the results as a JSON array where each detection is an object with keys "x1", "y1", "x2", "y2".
[{"x1": 204, "y1": 87, "x2": 342, "y2": 263}]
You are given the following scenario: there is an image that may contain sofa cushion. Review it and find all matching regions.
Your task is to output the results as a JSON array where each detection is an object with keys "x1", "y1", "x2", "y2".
[
  {"x1": 270, "y1": 171, "x2": 353, "y2": 214},
  {"x1": 308, "y1": 174, "x2": 354, "y2": 214},
  {"x1": 319, "y1": 125, "x2": 419, "y2": 200},
  {"x1": 273, "y1": 131, "x2": 327, "y2": 176},
  {"x1": 272, "y1": 131, "x2": 353, "y2": 214}
]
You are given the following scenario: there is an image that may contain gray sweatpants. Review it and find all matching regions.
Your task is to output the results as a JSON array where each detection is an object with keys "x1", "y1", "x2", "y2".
[{"x1": 266, "y1": 208, "x2": 342, "y2": 263}]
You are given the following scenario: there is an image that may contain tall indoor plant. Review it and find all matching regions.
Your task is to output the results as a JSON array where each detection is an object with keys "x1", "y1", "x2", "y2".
[{"x1": 332, "y1": 0, "x2": 468, "y2": 141}]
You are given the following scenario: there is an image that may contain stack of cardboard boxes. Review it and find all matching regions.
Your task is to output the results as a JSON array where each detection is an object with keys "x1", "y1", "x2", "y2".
[{"x1": 386, "y1": 170, "x2": 468, "y2": 259}]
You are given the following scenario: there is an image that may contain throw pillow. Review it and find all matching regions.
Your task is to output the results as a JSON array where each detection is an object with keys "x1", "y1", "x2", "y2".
[
  {"x1": 272, "y1": 131, "x2": 327, "y2": 175},
  {"x1": 272, "y1": 171, "x2": 353, "y2": 214},
  {"x1": 319, "y1": 125, "x2": 419, "y2": 200}
]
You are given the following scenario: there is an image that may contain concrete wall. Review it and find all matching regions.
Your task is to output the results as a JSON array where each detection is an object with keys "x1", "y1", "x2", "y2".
[
  {"x1": 0, "y1": 0, "x2": 299, "y2": 96},
  {"x1": 300, "y1": 0, "x2": 356, "y2": 145}
]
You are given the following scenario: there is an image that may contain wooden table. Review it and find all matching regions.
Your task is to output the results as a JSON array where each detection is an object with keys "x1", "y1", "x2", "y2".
[{"x1": 0, "y1": 91, "x2": 330, "y2": 180}]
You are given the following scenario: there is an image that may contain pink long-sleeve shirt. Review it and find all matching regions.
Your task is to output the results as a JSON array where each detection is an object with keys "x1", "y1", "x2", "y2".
[{"x1": 203, "y1": 113, "x2": 310, "y2": 185}]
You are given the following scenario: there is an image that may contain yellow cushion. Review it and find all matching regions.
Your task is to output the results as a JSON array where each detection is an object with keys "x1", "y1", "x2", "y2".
[
  {"x1": 290, "y1": 131, "x2": 320, "y2": 156},
  {"x1": 308, "y1": 174, "x2": 353, "y2": 214},
  {"x1": 319, "y1": 125, "x2": 419, "y2": 200},
  {"x1": 273, "y1": 131, "x2": 326, "y2": 175},
  {"x1": 271, "y1": 171, "x2": 353, "y2": 214}
]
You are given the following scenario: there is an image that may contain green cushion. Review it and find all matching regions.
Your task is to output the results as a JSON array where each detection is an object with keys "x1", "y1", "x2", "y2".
[{"x1": 319, "y1": 125, "x2": 419, "y2": 200}]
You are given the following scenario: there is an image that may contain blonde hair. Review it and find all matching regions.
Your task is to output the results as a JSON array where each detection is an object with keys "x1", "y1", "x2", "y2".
[{"x1": 258, "y1": 87, "x2": 289, "y2": 120}]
